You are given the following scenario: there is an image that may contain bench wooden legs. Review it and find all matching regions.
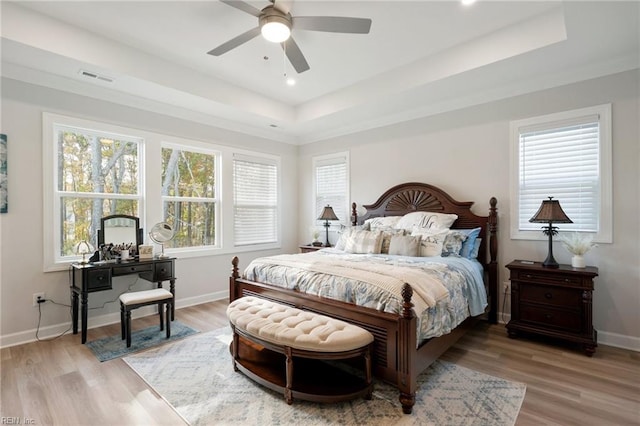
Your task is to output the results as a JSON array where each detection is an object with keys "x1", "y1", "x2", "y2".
[{"x1": 284, "y1": 347, "x2": 293, "y2": 405}]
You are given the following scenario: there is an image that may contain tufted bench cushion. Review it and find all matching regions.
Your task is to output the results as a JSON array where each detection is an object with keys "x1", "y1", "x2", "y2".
[{"x1": 227, "y1": 296, "x2": 374, "y2": 352}]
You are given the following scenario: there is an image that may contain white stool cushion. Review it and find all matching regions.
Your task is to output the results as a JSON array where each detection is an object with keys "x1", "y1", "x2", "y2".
[
  {"x1": 227, "y1": 297, "x2": 373, "y2": 353},
  {"x1": 120, "y1": 288, "x2": 173, "y2": 306}
]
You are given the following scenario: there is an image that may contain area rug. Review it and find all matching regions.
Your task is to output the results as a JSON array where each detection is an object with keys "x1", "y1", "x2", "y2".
[
  {"x1": 87, "y1": 321, "x2": 198, "y2": 362},
  {"x1": 124, "y1": 327, "x2": 525, "y2": 426}
]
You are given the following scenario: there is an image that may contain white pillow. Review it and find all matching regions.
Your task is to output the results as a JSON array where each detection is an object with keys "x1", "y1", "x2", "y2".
[
  {"x1": 410, "y1": 228, "x2": 448, "y2": 257},
  {"x1": 335, "y1": 224, "x2": 370, "y2": 250},
  {"x1": 344, "y1": 230, "x2": 383, "y2": 254},
  {"x1": 395, "y1": 211, "x2": 458, "y2": 232},
  {"x1": 388, "y1": 234, "x2": 421, "y2": 257},
  {"x1": 364, "y1": 216, "x2": 402, "y2": 231}
]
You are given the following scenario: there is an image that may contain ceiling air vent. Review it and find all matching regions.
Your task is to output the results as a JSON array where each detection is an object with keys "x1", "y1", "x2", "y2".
[{"x1": 79, "y1": 69, "x2": 114, "y2": 83}]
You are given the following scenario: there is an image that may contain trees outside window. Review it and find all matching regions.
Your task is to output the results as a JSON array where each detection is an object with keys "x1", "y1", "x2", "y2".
[
  {"x1": 161, "y1": 144, "x2": 218, "y2": 249},
  {"x1": 55, "y1": 124, "x2": 141, "y2": 258}
]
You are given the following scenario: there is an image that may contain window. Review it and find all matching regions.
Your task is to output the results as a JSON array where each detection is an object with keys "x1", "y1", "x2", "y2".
[
  {"x1": 313, "y1": 152, "x2": 349, "y2": 225},
  {"x1": 233, "y1": 154, "x2": 279, "y2": 246},
  {"x1": 47, "y1": 119, "x2": 143, "y2": 264},
  {"x1": 510, "y1": 104, "x2": 612, "y2": 242},
  {"x1": 161, "y1": 143, "x2": 219, "y2": 249},
  {"x1": 44, "y1": 112, "x2": 283, "y2": 271}
]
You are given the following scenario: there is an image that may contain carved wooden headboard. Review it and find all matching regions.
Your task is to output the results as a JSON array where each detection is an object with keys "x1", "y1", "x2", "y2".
[{"x1": 350, "y1": 182, "x2": 498, "y2": 322}]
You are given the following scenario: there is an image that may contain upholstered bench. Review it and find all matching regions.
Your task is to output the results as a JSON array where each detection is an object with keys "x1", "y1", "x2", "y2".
[
  {"x1": 119, "y1": 288, "x2": 173, "y2": 348},
  {"x1": 226, "y1": 296, "x2": 374, "y2": 404}
]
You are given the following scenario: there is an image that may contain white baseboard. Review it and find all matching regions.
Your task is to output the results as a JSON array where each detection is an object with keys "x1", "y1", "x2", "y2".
[
  {"x1": 0, "y1": 290, "x2": 228, "y2": 349},
  {"x1": 597, "y1": 330, "x2": 640, "y2": 351}
]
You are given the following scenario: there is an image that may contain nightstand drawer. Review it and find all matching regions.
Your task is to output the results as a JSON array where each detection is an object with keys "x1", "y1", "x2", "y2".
[
  {"x1": 520, "y1": 284, "x2": 581, "y2": 308},
  {"x1": 520, "y1": 304, "x2": 582, "y2": 332},
  {"x1": 515, "y1": 270, "x2": 582, "y2": 287}
]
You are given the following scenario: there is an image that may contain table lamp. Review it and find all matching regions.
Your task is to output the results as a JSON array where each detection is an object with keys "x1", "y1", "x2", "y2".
[
  {"x1": 529, "y1": 197, "x2": 573, "y2": 268},
  {"x1": 75, "y1": 240, "x2": 95, "y2": 264},
  {"x1": 318, "y1": 205, "x2": 339, "y2": 247}
]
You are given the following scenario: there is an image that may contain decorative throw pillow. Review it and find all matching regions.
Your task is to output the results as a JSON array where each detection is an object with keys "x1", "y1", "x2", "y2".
[
  {"x1": 380, "y1": 228, "x2": 405, "y2": 254},
  {"x1": 394, "y1": 211, "x2": 458, "y2": 232},
  {"x1": 410, "y1": 228, "x2": 448, "y2": 257},
  {"x1": 364, "y1": 216, "x2": 402, "y2": 231},
  {"x1": 335, "y1": 225, "x2": 368, "y2": 251},
  {"x1": 441, "y1": 230, "x2": 468, "y2": 257},
  {"x1": 388, "y1": 234, "x2": 421, "y2": 257},
  {"x1": 344, "y1": 230, "x2": 383, "y2": 254},
  {"x1": 469, "y1": 238, "x2": 482, "y2": 259},
  {"x1": 457, "y1": 227, "x2": 482, "y2": 259}
]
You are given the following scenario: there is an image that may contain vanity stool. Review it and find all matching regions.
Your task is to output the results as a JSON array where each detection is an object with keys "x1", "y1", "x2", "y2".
[{"x1": 119, "y1": 288, "x2": 173, "y2": 347}]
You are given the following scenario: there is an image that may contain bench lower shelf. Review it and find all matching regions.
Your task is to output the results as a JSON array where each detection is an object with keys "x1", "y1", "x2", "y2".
[{"x1": 233, "y1": 336, "x2": 373, "y2": 404}]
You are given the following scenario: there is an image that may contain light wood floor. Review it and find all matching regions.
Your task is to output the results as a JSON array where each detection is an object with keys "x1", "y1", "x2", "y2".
[{"x1": 2, "y1": 300, "x2": 638, "y2": 425}]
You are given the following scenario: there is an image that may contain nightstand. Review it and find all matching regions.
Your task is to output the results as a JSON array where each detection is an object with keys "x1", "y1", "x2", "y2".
[
  {"x1": 505, "y1": 260, "x2": 598, "y2": 356},
  {"x1": 299, "y1": 245, "x2": 323, "y2": 253}
]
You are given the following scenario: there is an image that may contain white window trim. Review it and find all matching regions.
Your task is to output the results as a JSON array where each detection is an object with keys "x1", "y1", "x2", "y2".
[
  {"x1": 509, "y1": 104, "x2": 612, "y2": 243},
  {"x1": 312, "y1": 151, "x2": 350, "y2": 227},
  {"x1": 43, "y1": 113, "x2": 146, "y2": 271}
]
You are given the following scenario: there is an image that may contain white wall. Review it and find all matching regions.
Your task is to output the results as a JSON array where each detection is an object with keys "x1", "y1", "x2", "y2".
[
  {"x1": 299, "y1": 70, "x2": 640, "y2": 350},
  {"x1": 0, "y1": 78, "x2": 299, "y2": 347},
  {"x1": 2, "y1": 70, "x2": 638, "y2": 351}
]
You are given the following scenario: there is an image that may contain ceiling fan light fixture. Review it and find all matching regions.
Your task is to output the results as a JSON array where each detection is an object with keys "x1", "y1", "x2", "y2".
[{"x1": 260, "y1": 15, "x2": 291, "y2": 43}]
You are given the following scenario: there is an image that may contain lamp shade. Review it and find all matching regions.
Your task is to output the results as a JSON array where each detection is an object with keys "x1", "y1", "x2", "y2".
[
  {"x1": 529, "y1": 197, "x2": 573, "y2": 224},
  {"x1": 318, "y1": 205, "x2": 339, "y2": 221},
  {"x1": 75, "y1": 240, "x2": 95, "y2": 264}
]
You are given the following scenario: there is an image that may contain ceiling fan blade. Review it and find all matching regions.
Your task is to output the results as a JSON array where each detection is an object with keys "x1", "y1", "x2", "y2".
[
  {"x1": 282, "y1": 37, "x2": 310, "y2": 73},
  {"x1": 207, "y1": 27, "x2": 261, "y2": 56},
  {"x1": 220, "y1": 0, "x2": 262, "y2": 17},
  {"x1": 293, "y1": 16, "x2": 372, "y2": 34}
]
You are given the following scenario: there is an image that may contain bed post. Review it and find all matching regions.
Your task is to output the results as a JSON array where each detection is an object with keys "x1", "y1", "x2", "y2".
[
  {"x1": 351, "y1": 202, "x2": 358, "y2": 226},
  {"x1": 487, "y1": 197, "x2": 498, "y2": 324},
  {"x1": 397, "y1": 283, "x2": 417, "y2": 414},
  {"x1": 230, "y1": 256, "x2": 240, "y2": 302}
]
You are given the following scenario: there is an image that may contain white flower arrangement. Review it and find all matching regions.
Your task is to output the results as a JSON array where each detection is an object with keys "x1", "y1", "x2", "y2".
[{"x1": 560, "y1": 232, "x2": 597, "y2": 255}]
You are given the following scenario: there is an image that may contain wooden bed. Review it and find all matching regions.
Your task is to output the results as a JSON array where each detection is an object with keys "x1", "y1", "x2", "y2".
[{"x1": 229, "y1": 182, "x2": 498, "y2": 413}]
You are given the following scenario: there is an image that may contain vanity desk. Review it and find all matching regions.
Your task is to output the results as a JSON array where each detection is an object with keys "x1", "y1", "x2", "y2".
[
  {"x1": 71, "y1": 257, "x2": 176, "y2": 343},
  {"x1": 71, "y1": 213, "x2": 177, "y2": 343}
]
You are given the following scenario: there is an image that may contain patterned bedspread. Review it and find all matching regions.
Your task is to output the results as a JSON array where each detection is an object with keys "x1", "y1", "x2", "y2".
[{"x1": 242, "y1": 248, "x2": 487, "y2": 343}]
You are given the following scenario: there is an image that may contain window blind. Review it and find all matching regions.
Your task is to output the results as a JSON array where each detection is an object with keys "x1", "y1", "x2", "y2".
[
  {"x1": 518, "y1": 119, "x2": 600, "y2": 233},
  {"x1": 315, "y1": 157, "x2": 348, "y2": 225},
  {"x1": 233, "y1": 156, "x2": 278, "y2": 246}
]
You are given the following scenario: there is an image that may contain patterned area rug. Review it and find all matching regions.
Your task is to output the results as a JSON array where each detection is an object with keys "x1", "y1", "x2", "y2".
[
  {"x1": 87, "y1": 321, "x2": 198, "y2": 362},
  {"x1": 124, "y1": 328, "x2": 525, "y2": 426}
]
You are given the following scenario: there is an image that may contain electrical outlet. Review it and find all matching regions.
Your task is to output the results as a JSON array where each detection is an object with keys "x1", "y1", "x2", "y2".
[
  {"x1": 502, "y1": 281, "x2": 511, "y2": 294},
  {"x1": 33, "y1": 292, "x2": 46, "y2": 307}
]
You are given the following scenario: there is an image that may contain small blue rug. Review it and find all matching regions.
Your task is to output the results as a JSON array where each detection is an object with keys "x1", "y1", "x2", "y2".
[{"x1": 86, "y1": 321, "x2": 198, "y2": 362}]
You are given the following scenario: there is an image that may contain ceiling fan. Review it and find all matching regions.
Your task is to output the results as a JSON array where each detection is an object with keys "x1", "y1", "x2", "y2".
[{"x1": 207, "y1": 0, "x2": 372, "y2": 74}]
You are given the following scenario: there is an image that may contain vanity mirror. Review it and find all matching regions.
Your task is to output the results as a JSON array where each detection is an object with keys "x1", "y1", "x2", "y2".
[{"x1": 97, "y1": 214, "x2": 143, "y2": 256}]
